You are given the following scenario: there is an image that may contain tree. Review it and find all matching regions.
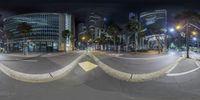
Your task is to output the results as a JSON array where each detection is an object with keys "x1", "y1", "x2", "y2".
[
  {"x1": 70, "y1": 33, "x2": 75, "y2": 50},
  {"x1": 62, "y1": 30, "x2": 74, "y2": 51},
  {"x1": 94, "y1": 37, "x2": 101, "y2": 49},
  {"x1": 107, "y1": 22, "x2": 121, "y2": 51},
  {"x1": 79, "y1": 32, "x2": 92, "y2": 43},
  {"x1": 127, "y1": 19, "x2": 144, "y2": 52},
  {"x1": 62, "y1": 30, "x2": 70, "y2": 39},
  {"x1": 17, "y1": 22, "x2": 32, "y2": 54},
  {"x1": 79, "y1": 32, "x2": 92, "y2": 49},
  {"x1": 99, "y1": 34, "x2": 107, "y2": 44},
  {"x1": 175, "y1": 10, "x2": 200, "y2": 58},
  {"x1": 148, "y1": 23, "x2": 164, "y2": 53},
  {"x1": 98, "y1": 33, "x2": 107, "y2": 50},
  {"x1": 62, "y1": 30, "x2": 70, "y2": 52}
]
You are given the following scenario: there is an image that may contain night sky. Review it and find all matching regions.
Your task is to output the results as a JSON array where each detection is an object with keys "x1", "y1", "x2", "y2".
[{"x1": 0, "y1": 0, "x2": 199, "y2": 25}]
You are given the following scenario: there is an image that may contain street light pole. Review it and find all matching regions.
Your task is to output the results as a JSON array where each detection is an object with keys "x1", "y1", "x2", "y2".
[
  {"x1": 186, "y1": 22, "x2": 190, "y2": 58},
  {"x1": 164, "y1": 10, "x2": 168, "y2": 52},
  {"x1": 198, "y1": 39, "x2": 200, "y2": 53},
  {"x1": 176, "y1": 22, "x2": 200, "y2": 58}
]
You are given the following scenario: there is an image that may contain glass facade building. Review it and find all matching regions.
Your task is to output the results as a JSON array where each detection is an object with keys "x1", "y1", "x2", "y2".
[
  {"x1": 139, "y1": 10, "x2": 168, "y2": 49},
  {"x1": 3, "y1": 13, "x2": 72, "y2": 52},
  {"x1": 140, "y1": 9, "x2": 167, "y2": 35}
]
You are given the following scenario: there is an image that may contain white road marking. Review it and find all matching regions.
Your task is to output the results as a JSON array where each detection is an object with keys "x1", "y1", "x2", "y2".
[
  {"x1": 167, "y1": 61, "x2": 200, "y2": 76},
  {"x1": 166, "y1": 61, "x2": 180, "y2": 73},
  {"x1": 78, "y1": 61, "x2": 98, "y2": 72}
]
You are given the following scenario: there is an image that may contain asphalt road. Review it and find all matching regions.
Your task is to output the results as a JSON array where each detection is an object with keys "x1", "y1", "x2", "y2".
[
  {"x1": 94, "y1": 52, "x2": 180, "y2": 74},
  {"x1": 0, "y1": 52, "x2": 199, "y2": 100},
  {"x1": 0, "y1": 52, "x2": 81, "y2": 74}
]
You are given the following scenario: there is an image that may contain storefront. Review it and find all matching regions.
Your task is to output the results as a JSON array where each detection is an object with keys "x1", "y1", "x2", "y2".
[{"x1": 7, "y1": 40, "x2": 58, "y2": 52}]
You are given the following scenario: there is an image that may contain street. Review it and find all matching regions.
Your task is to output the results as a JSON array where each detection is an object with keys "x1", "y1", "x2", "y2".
[{"x1": 0, "y1": 51, "x2": 199, "y2": 100}]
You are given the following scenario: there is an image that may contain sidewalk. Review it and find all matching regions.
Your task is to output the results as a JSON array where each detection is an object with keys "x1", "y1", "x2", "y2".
[
  {"x1": 2, "y1": 53, "x2": 42, "y2": 58},
  {"x1": 1, "y1": 51, "x2": 80, "y2": 58},
  {"x1": 130, "y1": 50, "x2": 158, "y2": 54},
  {"x1": 94, "y1": 50, "x2": 168, "y2": 58}
]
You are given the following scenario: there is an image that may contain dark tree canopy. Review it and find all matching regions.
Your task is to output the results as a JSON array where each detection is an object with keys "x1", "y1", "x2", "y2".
[
  {"x1": 175, "y1": 10, "x2": 200, "y2": 24},
  {"x1": 148, "y1": 23, "x2": 163, "y2": 34},
  {"x1": 79, "y1": 32, "x2": 92, "y2": 43},
  {"x1": 107, "y1": 22, "x2": 121, "y2": 36},
  {"x1": 127, "y1": 19, "x2": 142, "y2": 32},
  {"x1": 62, "y1": 30, "x2": 70, "y2": 39}
]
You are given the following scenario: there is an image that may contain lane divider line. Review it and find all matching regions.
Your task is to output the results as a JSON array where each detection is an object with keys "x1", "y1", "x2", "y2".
[{"x1": 0, "y1": 53, "x2": 86, "y2": 83}]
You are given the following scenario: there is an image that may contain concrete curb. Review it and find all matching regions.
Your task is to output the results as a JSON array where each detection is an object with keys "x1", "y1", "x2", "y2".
[
  {"x1": 115, "y1": 55, "x2": 170, "y2": 60},
  {"x1": 88, "y1": 53, "x2": 184, "y2": 82},
  {"x1": 94, "y1": 51, "x2": 170, "y2": 60},
  {"x1": 90, "y1": 54, "x2": 131, "y2": 81},
  {"x1": 0, "y1": 53, "x2": 86, "y2": 83},
  {"x1": 41, "y1": 51, "x2": 78, "y2": 57},
  {"x1": 4, "y1": 54, "x2": 41, "y2": 58},
  {"x1": 41, "y1": 53, "x2": 66, "y2": 57},
  {"x1": 3, "y1": 52, "x2": 76, "y2": 58}
]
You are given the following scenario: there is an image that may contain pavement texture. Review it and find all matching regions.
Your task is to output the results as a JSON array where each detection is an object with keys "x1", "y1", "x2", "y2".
[{"x1": 0, "y1": 52, "x2": 199, "y2": 100}]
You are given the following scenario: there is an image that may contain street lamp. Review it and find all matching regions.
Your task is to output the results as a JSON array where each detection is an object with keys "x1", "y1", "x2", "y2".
[
  {"x1": 176, "y1": 25, "x2": 181, "y2": 30},
  {"x1": 193, "y1": 37, "x2": 197, "y2": 41},
  {"x1": 103, "y1": 17, "x2": 107, "y2": 22},
  {"x1": 192, "y1": 37, "x2": 198, "y2": 52},
  {"x1": 88, "y1": 38, "x2": 92, "y2": 42},
  {"x1": 169, "y1": 28, "x2": 175, "y2": 32},
  {"x1": 175, "y1": 23, "x2": 200, "y2": 58},
  {"x1": 81, "y1": 36, "x2": 85, "y2": 41},
  {"x1": 192, "y1": 31, "x2": 198, "y2": 36},
  {"x1": 174, "y1": 24, "x2": 189, "y2": 57}
]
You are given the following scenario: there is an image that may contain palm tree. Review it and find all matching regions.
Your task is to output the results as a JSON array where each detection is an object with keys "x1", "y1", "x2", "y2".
[
  {"x1": 107, "y1": 22, "x2": 121, "y2": 51},
  {"x1": 138, "y1": 28, "x2": 146, "y2": 50},
  {"x1": 62, "y1": 30, "x2": 70, "y2": 52},
  {"x1": 99, "y1": 33, "x2": 107, "y2": 50},
  {"x1": 127, "y1": 19, "x2": 144, "y2": 52},
  {"x1": 62, "y1": 30, "x2": 74, "y2": 52},
  {"x1": 70, "y1": 32, "x2": 75, "y2": 50},
  {"x1": 94, "y1": 37, "x2": 101, "y2": 49},
  {"x1": 17, "y1": 22, "x2": 32, "y2": 55},
  {"x1": 175, "y1": 10, "x2": 200, "y2": 58}
]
